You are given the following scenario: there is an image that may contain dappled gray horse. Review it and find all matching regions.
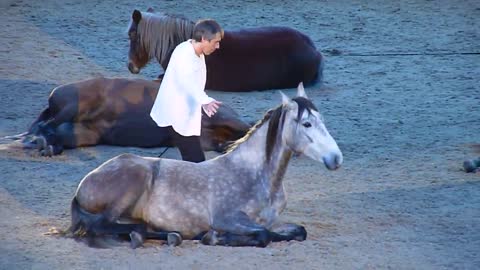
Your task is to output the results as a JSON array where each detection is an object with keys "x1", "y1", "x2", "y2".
[{"x1": 69, "y1": 83, "x2": 343, "y2": 248}]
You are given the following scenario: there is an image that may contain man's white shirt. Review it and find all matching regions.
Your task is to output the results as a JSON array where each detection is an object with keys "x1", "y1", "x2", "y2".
[{"x1": 150, "y1": 40, "x2": 214, "y2": 136}]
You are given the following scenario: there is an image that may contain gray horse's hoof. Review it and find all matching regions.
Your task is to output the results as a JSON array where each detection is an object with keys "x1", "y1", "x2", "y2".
[
  {"x1": 167, "y1": 232, "x2": 182, "y2": 246},
  {"x1": 200, "y1": 230, "x2": 218, "y2": 246},
  {"x1": 129, "y1": 231, "x2": 144, "y2": 249}
]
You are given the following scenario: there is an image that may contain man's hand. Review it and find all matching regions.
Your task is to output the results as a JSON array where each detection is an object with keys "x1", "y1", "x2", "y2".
[{"x1": 202, "y1": 100, "x2": 222, "y2": 117}]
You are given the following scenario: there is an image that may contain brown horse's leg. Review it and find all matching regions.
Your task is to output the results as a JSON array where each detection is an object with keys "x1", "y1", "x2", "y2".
[
  {"x1": 44, "y1": 102, "x2": 78, "y2": 128},
  {"x1": 37, "y1": 103, "x2": 78, "y2": 152},
  {"x1": 57, "y1": 122, "x2": 101, "y2": 148},
  {"x1": 37, "y1": 122, "x2": 102, "y2": 156},
  {"x1": 28, "y1": 107, "x2": 51, "y2": 134}
]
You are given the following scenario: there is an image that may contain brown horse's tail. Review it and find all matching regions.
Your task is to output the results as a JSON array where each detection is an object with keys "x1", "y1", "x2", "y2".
[
  {"x1": 1, "y1": 107, "x2": 51, "y2": 141},
  {"x1": 300, "y1": 33, "x2": 324, "y2": 88},
  {"x1": 306, "y1": 51, "x2": 324, "y2": 88},
  {"x1": 316, "y1": 51, "x2": 325, "y2": 85},
  {"x1": 1, "y1": 106, "x2": 53, "y2": 148}
]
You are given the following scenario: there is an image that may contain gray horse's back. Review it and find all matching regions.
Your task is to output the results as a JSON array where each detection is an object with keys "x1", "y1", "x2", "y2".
[
  {"x1": 75, "y1": 153, "x2": 157, "y2": 217},
  {"x1": 75, "y1": 153, "x2": 217, "y2": 238}
]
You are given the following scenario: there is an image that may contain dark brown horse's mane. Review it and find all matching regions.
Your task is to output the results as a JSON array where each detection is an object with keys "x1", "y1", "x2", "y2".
[
  {"x1": 136, "y1": 11, "x2": 194, "y2": 65},
  {"x1": 226, "y1": 97, "x2": 318, "y2": 161}
]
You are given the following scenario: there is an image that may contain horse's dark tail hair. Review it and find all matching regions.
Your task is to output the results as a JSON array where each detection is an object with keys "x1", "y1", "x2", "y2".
[
  {"x1": 68, "y1": 197, "x2": 83, "y2": 235},
  {"x1": 316, "y1": 52, "x2": 325, "y2": 85},
  {"x1": 1, "y1": 106, "x2": 51, "y2": 142},
  {"x1": 67, "y1": 196, "x2": 99, "y2": 237}
]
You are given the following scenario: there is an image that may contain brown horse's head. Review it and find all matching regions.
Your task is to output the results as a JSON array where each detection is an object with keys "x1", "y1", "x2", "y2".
[
  {"x1": 127, "y1": 9, "x2": 194, "y2": 75},
  {"x1": 200, "y1": 105, "x2": 252, "y2": 152},
  {"x1": 127, "y1": 9, "x2": 149, "y2": 74}
]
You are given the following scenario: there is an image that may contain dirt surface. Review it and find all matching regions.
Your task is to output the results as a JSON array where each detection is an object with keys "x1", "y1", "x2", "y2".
[{"x1": 1, "y1": 0, "x2": 479, "y2": 269}]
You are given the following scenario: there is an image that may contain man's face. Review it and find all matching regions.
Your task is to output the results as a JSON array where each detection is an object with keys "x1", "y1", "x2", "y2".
[{"x1": 202, "y1": 33, "x2": 222, "y2": 55}]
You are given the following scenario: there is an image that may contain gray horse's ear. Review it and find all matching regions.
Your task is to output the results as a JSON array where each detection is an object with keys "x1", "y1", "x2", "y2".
[
  {"x1": 297, "y1": 82, "x2": 308, "y2": 98},
  {"x1": 280, "y1": 91, "x2": 291, "y2": 106},
  {"x1": 133, "y1": 10, "x2": 142, "y2": 24},
  {"x1": 147, "y1": 7, "x2": 154, "y2": 12}
]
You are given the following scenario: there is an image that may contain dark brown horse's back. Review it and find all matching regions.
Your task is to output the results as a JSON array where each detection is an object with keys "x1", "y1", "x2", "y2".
[{"x1": 205, "y1": 27, "x2": 322, "y2": 91}]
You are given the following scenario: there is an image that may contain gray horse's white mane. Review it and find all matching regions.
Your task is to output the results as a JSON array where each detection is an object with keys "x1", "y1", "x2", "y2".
[{"x1": 134, "y1": 11, "x2": 194, "y2": 64}]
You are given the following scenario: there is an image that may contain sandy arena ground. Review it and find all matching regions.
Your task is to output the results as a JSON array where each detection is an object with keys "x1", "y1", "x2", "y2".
[{"x1": 0, "y1": 0, "x2": 479, "y2": 269}]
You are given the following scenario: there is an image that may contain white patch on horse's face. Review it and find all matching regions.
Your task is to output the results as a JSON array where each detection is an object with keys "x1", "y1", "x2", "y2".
[{"x1": 283, "y1": 102, "x2": 343, "y2": 170}]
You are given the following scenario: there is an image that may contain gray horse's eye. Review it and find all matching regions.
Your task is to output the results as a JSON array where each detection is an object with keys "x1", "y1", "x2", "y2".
[{"x1": 302, "y1": 122, "x2": 312, "y2": 128}]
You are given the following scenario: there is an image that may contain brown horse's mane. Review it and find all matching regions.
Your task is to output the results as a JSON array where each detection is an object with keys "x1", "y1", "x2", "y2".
[{"x1": 136, "y1": 11, "x2": 194, "y2": 65}]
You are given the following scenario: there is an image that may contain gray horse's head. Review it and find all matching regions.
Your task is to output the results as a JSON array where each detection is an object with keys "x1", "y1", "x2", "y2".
[{"x1": 280, "y1": 83, "x2": 343, "y2": 170}]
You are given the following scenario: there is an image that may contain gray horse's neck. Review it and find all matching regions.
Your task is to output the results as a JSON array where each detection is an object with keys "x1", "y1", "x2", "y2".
[{"x1": 224, "y1": 118, "x2": 292, "y2": 194}]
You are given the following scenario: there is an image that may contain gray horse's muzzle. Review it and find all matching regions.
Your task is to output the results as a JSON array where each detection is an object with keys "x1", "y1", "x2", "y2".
[{"x1": 323, "y1": 153, "x2": 343, "y2": 170}]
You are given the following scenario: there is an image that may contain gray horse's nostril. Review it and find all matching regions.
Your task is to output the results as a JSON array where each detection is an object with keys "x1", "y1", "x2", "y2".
[
  {"x1": 335, "y1": 154, "x2": 343, "y2": 167},
  {"x1": 323, "y1": 154, "x2": 342, "y2": 170}
]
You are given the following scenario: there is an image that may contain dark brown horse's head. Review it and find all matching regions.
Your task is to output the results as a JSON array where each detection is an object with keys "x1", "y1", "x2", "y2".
[
  {"x1": 127, "y1": 9, "x2": 150, "y2": 74},
  {"x1": 127, "y1": 9, "x2": 194, "y2": 76}
]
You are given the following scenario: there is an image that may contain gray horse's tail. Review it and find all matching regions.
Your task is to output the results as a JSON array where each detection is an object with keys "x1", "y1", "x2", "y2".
[
  {"x1": 43, "y1": 197, "x2": 93, "y2": 238},
  {"x1": 68, "y1": 197, "x2": 84, "y2": 236},
  {"x1": 67, "y1": 197, "x2": 99, "y2": 237}
]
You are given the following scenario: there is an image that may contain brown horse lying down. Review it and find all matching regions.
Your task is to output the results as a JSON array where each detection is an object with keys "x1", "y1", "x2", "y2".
[
  {"x1": 127, "y1": 9, "x2": 324, "y2": 91},
  {"x1": 19, "y1": 77, "x2": 251, "y2": 156}
]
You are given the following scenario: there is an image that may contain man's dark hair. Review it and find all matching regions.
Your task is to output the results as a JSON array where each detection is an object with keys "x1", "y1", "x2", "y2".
[{"x1": 192, "y1": 19, "x2": 224, "y2": 42}]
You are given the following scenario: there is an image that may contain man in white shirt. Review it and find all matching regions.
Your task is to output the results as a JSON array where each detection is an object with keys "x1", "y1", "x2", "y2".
[{"x1": 150, "y1": 19, "x2": 223, "y2": 162}]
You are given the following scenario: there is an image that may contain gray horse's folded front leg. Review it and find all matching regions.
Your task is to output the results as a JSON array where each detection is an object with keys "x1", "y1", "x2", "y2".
[
  {"x1": 269, "y1": 223, "x2": 307, "y2": 242},
  {"x1": 202, "y1": 211, "x2": 272, "y2": 247}
]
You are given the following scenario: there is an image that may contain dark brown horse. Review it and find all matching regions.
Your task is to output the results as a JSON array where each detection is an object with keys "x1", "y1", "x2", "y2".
[
  {"x1": 127, "y1": 9, "x2": 324, "y2": 92},
  {"x1": 14, "y1": 77, "x2": 251, "y2": 156}
]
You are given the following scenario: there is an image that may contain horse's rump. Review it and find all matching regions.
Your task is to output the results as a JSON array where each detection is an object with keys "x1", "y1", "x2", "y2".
[{"x1": 206, "y1": 26, "x2": 322, "y2": 91}]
